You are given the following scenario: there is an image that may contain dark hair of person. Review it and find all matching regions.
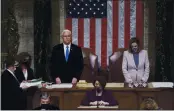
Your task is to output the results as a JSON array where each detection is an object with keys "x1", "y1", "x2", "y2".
[
  {"x1": 128, "y1": 37, "x2": 141, "y2": 53},
  {"x1": 16, "y1": 52, "x2": 32, "y2": 67},
  {"x1": 6, "y1": 56, "x2": 15, "y2": 68},
  {"x1": 92, "y1": 76, "x2": 107, "y2": 90}
]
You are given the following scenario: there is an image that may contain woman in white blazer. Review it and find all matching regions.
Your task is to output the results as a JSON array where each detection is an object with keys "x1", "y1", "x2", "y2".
[{"x1": 122, "y1": 38, "x2": 149, "y2": 86}]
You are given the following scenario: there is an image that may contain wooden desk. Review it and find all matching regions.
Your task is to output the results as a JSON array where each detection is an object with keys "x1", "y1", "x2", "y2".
[{"x1": 32, "y1": 88, "x2": 174, "y2": 110}]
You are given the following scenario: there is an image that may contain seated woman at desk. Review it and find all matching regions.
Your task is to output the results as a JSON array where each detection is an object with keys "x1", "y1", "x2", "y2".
[{"x1": 80, "y1": 76, "x2": 118, "y2": 106}]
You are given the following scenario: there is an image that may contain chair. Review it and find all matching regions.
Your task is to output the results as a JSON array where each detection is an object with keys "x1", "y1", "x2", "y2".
[
  {"x1": 108, "y1": 48, "x2": 127, "y2": 82},
  {"x1": 80, "y1": 47, "x2": 98, "y2": 82}
]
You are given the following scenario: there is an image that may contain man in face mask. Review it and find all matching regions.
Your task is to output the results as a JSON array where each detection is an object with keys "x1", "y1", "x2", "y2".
[
  {"x1": 95, "y1": 80, "x2": 103, "y2": 94},
  {"x1": 34, "y1": 92, "x2": 60, "y2": 110},
  {"x1": 80, "y1": 76, "x2": 118, "y2": 106}
]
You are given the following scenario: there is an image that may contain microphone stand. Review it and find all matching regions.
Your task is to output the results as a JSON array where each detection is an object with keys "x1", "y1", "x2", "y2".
[
  {"x1": 96, "y1": 93, "x2": 99, "y2": 108},
  {"x1": 96, "y1": 92, "x2": 99, "y2": 108},
  {"x1": 97, "y1": 100, "x2": 99, "y2": 108}
]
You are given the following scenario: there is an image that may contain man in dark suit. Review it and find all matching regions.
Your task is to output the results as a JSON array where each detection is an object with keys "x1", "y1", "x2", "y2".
[
  {"x1": 50, "y1": 29, "x2": 84, "y2": 83},
  {"x1": 1, "y1": 56, "x2": 28, "y2": 110}
]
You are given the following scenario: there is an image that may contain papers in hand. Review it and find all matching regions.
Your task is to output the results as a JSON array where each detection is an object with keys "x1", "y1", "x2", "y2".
[
  {"x1": 148, "y1": 82, "x2": 174, "y2": 88},
  {"x1": 46, "y1": 83, "x2": 73, "y2": 89},
  {"x1": 20, "y1": 80, "x2": 42, "y2": 88}
]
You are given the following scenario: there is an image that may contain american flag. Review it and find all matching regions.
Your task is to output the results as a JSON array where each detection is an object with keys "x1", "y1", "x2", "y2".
[{"x1": 65, "y1": 0, "x2": 143, "y2": 68}]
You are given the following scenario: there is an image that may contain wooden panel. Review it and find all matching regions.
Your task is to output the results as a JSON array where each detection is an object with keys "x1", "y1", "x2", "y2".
[
  {"x1": 50, "y1": 96, "x2": 59, "y2": 108},
  {"x1": 157, "y1": 90, "x2": 174, "y2": 110},
  {"x1": 63, "y1": 91, "x2": 86, "y2": 109},
  {"x1": 49, "y1": 92, "x2": 64, "y2": 109},
  {"x1": 112, "y1": 91, "x2": 137, "y2": 109}
]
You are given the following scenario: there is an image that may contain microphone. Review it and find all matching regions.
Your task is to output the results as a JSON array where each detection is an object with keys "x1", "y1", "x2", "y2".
[
  {"x1": 97, "y1": 100, "x2": 99, "y2": 108},
  {"x1": 96, "y1": 91, "x2": 99, "y2": 108}
]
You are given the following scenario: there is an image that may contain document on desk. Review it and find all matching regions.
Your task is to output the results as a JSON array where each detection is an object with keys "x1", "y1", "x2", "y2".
[
  {"x1": 20, "y1": 81, "x2": 42, "y2": 88},
  {"x1": 148, "y1": 82, "x2": 174, "y2": 88},
  {"x1": 46, "y1": 83, "x2": 73, "y2": 89}
]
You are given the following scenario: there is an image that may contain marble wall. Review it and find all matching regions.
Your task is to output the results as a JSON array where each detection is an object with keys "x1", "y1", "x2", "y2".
[
  {"x1": 51, "y1": 0, "x2": 65, "y2": 48},
  {"x1": 14, "y1": 0, "x2": 34, "y2": 69}
]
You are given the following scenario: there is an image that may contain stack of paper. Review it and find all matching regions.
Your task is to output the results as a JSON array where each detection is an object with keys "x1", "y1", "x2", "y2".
[
  {"x1": 78, "y1": 83, "x2": 124, "y2": 88},
  {"x1": 20, "y1": 81, "x2": 42, "y2": 88},
  {"x1": 148, "y1": 82, "x2": 174, "y2": 88},
  {"x1": 105, "y1": 83, "x2": 124, "y2": 88},
  {"x1": 46, "y1": 83, "x2": 73, "y2": 89}
]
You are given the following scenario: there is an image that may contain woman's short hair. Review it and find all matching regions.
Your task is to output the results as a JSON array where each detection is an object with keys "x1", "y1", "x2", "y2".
[
  {"x1": 140, "y1": 98, "x2": 161, "y2": 110},
  {"x1": 16, "y1": 52, "x2": 32, "y2": 67},
  {"x1": 128, "y1": 37, "x2": 141, "y2": 53},
  {"x1": 92, "y1": 76, "x2": 107, "y2": 89}
]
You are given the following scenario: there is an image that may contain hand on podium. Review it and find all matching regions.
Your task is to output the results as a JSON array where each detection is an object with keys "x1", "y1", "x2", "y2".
[
  {"x1": 128, "y1": 82, "x2": 134, "y2": 88},
  {"x1": 140, "y1": 80, "x2": 147, "y2": 87},
  {"x1": 89, "y1": 101, "x2": 97, "y2": 106},
  {"x1": 99, "y1": 101, "x2": 109, "y2": 106},
  {"x1": 56, "y1": 77, "x2": 61, "y2": 84},
  {"x1": 72, "y1": 78, "x2": 77, "y2": 84}
]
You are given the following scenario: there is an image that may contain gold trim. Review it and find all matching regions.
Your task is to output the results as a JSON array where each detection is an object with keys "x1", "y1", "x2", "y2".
[{"x1": 1, "y1": 53, "x2": 8, "y2": 56}]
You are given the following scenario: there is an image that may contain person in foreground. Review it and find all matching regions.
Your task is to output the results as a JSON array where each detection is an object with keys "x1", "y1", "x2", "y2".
[
  {"x1": 34, "y1": 92, "x2": 60, "y2": 110},
  {"x1": 122, "y1": 37, "x2": 149, "y2": 87},
  {"x1": 50, "y1": 29, "x2": 84, "y2": 84},
  {"x1": 80, "y1": 76, "x2": 118, "y2": 106},
  {"x1": 140, "y1": 98, "x2": 162, "y2": 110},
  {"x1": 1, "y1": 56, "x2": 27, "y2": 110}
]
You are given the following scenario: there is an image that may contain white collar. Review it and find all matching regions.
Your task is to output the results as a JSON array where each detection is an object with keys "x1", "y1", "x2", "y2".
[
  {"x1": 63, "y1": 43, "x2": 71, "y2": 48},
  {"x1": 7, "y1": 69, "x2": 15, "y2": 76}
]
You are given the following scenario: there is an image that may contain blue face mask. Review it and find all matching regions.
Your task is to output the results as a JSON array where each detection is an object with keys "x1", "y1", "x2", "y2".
[{"x1": 132, "y1": 47, "x2": 138, "y2": 53}]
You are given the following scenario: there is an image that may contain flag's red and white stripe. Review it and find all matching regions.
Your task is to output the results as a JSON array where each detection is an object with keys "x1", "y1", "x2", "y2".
[{"x1": 65, "y1": 0, "x2": 143, "y2": 68}]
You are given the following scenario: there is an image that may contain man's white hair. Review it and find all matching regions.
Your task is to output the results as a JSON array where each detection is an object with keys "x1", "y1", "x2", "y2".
[{"x1": 61, "y1": 29, "x2": 72, "y2": 36}]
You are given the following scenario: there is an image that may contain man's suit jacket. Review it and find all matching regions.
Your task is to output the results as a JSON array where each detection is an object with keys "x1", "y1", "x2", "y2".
[
  {"x1": 122, "y1": 50, "x2": 149, "y2": 83},
  {"x1": 15, "y1": 67, "x2": 35, "y2": 83},
  {"x1": 50, "y1": 43, "x2": 84, "y2": 83},
  {"x1": 1, "y1": 70, "x2": 27, "y2": 110}
]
